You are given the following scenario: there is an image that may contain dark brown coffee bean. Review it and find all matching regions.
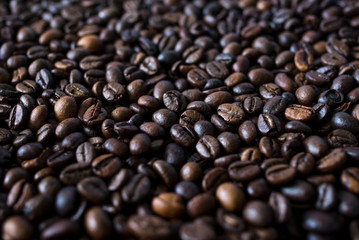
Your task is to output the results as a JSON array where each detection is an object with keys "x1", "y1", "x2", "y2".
[
  {"x1": 321, "y1": 52, "x2": 347, "y2": 67},
  {"x1": 202, "y1": 167, "x2": 229, "y2": 193},
  {"x1": 290, "y1": 152, "x2": 315, "y2": 176},
  {"x1": 248, "y1": 68, "x2": 274, "y2": 86},
  {"x1": 258, "y1": 114, "x2": 282, "y2": 137},
  {"x1": 128, "y1": 214, "x2": 173, "y2": 240},
  {"x1": 315, "y1": 183, "x2": 337, "y2": 211},
  {"x1": 228, "y1": 160, "x2": 261, "y2": 182},
  {"x1": 23, "y1": 194, "x2": 52, "y2": 221},
  {"x1": 163, "y1": 90, "x2": 187, "y2": 112},
  {"x1": 91, "y1": 154, "x2": 121, "y2": 178},
  {"x1": 187, "y1": 68, "x2": 209, "y2": 88},
  {"x1": 77, "y1": 176, "x2": 108, "y2": 204},
  {"x1": 302, "y1": 210, "x2": 343, "y2": 234},
  {"x1": 59, "y1": 162, "x2": 92, "y2": 185},
  {"x1": 121, "y1": 174, "x2": 151, "y2": 203},
  {"x1": 206, "y1": 61, "x2": 229, "y2": 79},
  {"x1": 9, "y1": 104, "x2": 28, "y2": 130},
  {"x1": 130, "y1": 133, "x2": 151, "y2": 155},
  {"x1": 285, "y1": 104, "x2": 315, "y2": 122},
  {"x1": 265, "y1": 164, "x2": 296, "y2": 185},
  {"x1": 187, "y1": 193, "x2": 216, "y2": 218},
  {"x1": 217, "y1": 103, "x2": 245, "y2": 125},
  {"x1": 151, "y1": 192, "x2": 185, "y2": 219},
  {"x1": 317, "y1": 148, "x2": 347, "y2": 173},
  {"x1": 2, "y1": 216, "x2": 33, "y2": 240},
  {"x1": 196, "y1": 135, "x2": 221, "y2": 160},
  {"x1": 341, "y1": 167, "x2": 359, "y2": 194},
  {"x1": 243, "y1": 200, "x2": 274, "y2": 227},
  {"x1": 7, "y1": 179, "x2": 34, "y2": 212},
  {"x1": 216, "y1": 182, "x2": 245, "y2": 212},
  {"x1": 243, "y1": 96, "x2": 263, "y2": 114},
  {"x1": 294, "y1": 48, "x2": 314, "y2": 72},
  {"x1": 269, "y1": 192, "x2": 291, "y2": 224},
  {"x1": 153, "y1": 160, "x2": 178, "y2": 187}
]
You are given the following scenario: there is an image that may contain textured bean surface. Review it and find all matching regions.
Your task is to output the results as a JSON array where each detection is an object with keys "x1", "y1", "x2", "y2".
[{"x1": 0, "y1": 1, "x2": 359, "y2": 240}]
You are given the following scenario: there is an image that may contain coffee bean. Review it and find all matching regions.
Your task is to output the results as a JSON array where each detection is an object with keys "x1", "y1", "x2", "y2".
[
  {"x1": 54, "y1": 96, "x2": 77, "y2": 122},
  {"x1": 187, "y1": 68, "x2": 209, "y2": 88},
  {"x1": 317, "y1": 148, "x2": 347, "y2": 173},
  {"x1": 285, "y1": 104, "x2": 315, "y2": 122},
  {"x1": 170, "y1": 124, "x2": 197, "y2": 148},
  {"x1": 216, "y1": 182, "x2": 245, "y2": 212},
  {"x1": 315, "y1": 183, "x2": 336, "y2": 211},
  {"x1": 217, "y1": 103, "x2": 245, "y2": 125},
  {"x1": 258, "y1": 114, "x2": 283, "y2": 137},
  {"x1": 248, "y1": 68, "x2": 274, "y2": 86},
  {"x1": 128, "y1": 214, "x2": 173, "y2": 240},
  {"x1": 265, "y1": 164, "x2": 296, "y2": 185},
  {"x1": 121, "y1": 174, "x2": 151, "y2": 203},
  {"x1": 196, "y1": 135, "x2": 221, "y2": 160},
  {"x1": 290, "y1": 152, "x2": 315, "y2": 176},
  {"x1": 2, "y1": 216, "x2": 33, "y2": 240},
  {"x1": 187, "y1": 193, "x2": 216, "y2": 218},
  {"x1": 269, "y1": 192, "x2": 291, "y2": 224},
  {"x1": 341, "y1": 167, "x2": 359, "y2": 194},
  {"x1": 151, "y1": 193, "x2": 185, "y2": 219},
  {"x1": 77, "y1": 176, "x2": 108, "y2": 204},
  {"x1": 280, "y1": 180, "x2": 316, "y2": 203},
  {"x1": 337, "y1": 190, "x2": 359, "y2": 218},
  {"x1": 84, "y1": 207, "x2": 112, "y2": 239},
  {"x1": 243, "y1": 200, "x2": 274, "y2": 227},
  {"x1": 180, "y1": 220, "x2": 216, "y2": 240},
  {"x1": 302, "y1": 210, "x2": 343, "y2": 234},
  {"x1": 59, "y1": 162, "x2": 92, "y2": 185},
  {"x1": 228, "y1": 160, "x2": 261, "y2": 182}
]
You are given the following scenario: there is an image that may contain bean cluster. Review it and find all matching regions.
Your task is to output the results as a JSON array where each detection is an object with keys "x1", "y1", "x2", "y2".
[{"x1": 1, "y1": 0, "x2": 359, "y2": 240}]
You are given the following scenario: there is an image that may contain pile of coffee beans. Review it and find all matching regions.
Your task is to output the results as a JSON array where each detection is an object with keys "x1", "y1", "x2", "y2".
[{"x1": 1, "y1": 0, "x2": 359, "y2": 239}]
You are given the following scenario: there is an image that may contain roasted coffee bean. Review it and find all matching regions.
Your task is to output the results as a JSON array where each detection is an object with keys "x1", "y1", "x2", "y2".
[
  {"x1": 280, "y1": 180, "x2": 316, "y2": 203},
  {"x1": 59, "y1": 162, "x2": 92, "y2": 185},
  {"x1": 202, "y1": 167, "x2": 229, "y2": 193},
  {"x1": 217, "y1": 103, "x2": 245, "y2": 125},
  {"x1": 317, "y1": 148, "x2": 347, "y2": 173},
  {"x1": 265, "y1": 164, "x2": 296, "y2": 185},
  {"x1": 315, "y1": 183, "x2": 337, "y2": 211},
  {"x1": 170, "y1": 124, "x2": 196, "y2": 148},
  {"x1": 216, "y1": 182, "x2": 245, "y2": 212},
  {"x1": 243, "y1": 200, "x2": 274, "y2": 227},
  {"x1": 77, "y1": 177, "x2": 108, "y2": 204},
  {"x1": 290, "y1": 152, "x2": 315, "y2": 176},
  {"x1": 7, "y1": 179, "x2": 34, "y2": 212},
  {"x1": 151, "y1": 192, "x2": 185, "y2": 219},
  {"x1": 23, "y1": 194, "x2": 53, "y2": 221},
  {"x1": 269, "y1": 192, "x2": 291, "y2": 224},
  {"x1": 128, "y1": 214, "x2": 173, "y2": 240},
  {"x1": 341, "y1": 167, "x2": 359, "y2": 194},
  {"x1": 228, "y1": 161, "x2": 261, "y2": 182},
  {"x1": 2, "y1": 216, "x2": 33, "y2": 240},
  {"x1": 302, "y1": 210, "x2": 343, "y2": 234},
  {"x1": 243, "y1": 96, "x2": 263, "y2": 114},
  {"x1": 187, "y1": 193, "x2": 216, "y2": 218},
  {"x1": 1, "y1": 1, "x2": 359, "y2": 239},
  {"x1": 248, "y1": 68, "x2": 274, "y2": 86},
  {"x1": 263, "y1": 96, "x2": 288, "y2": 115},
  {"x1": 9, "y1": 104, "x2": 28, "y2": 130},
  {"x1": 163, "y1": 90, "x2": 187, "y2": 112},
  {"x1": 92, "y1": 154, "x2": 121, "y2": 178},
  {"x1": 337, "y1": 190, "x2": 359, "y2": 218},
  {"x1": 285, "y1": 104, "x2": 315, "y2": 122},
  {"x1": 121, "y1": 174, "x2": 151, "y2": 203},
  {"x1": 196, "y1": 135, "x2": 221, "y2": 160},
  {"x1": 258, "y1": 114, "x2": 282, "y2": 137}
]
